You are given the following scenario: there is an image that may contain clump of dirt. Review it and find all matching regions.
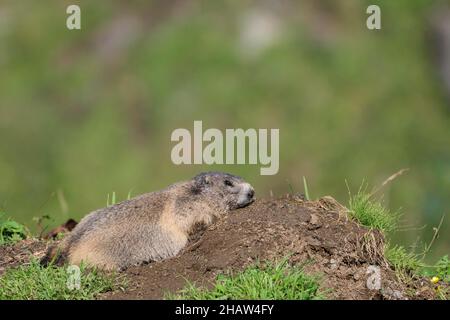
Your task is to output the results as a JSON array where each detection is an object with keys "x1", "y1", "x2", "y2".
[
  {"x1": 0, "y1": 238, "x2": 47, "y2": 276},
  {"x1": 0, "y1": 195, "x2": 439, "y2": 299}
]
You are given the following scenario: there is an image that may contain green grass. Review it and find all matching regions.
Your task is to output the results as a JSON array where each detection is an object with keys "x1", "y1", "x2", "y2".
[
  {"x1": 0, "y1": 212, "x2": 27, "y2": 245},
  {"x1": 385, "y1": 245, "x2": 449, "y2": 299},
  {"x1": 385, "y1": 244, "x2": 423, "y2": 281},
  {"x1": 430, "y1": 255, "x2": 450, "y2": 300},
  {"x1": 347, "y1": 184, "x2": 398, "y2": 233},
  {"x1": 106, "y1": 191, "x2": 133, "y2": 206},
  {"x1": 433, "y1": 255, "x2": 450, "y2": 283},
  {"x1": 303, "y1": 176, "x2": 311, "y2": 201},
  {"x1": 421, "y1": 255, "x2": 450, "y2": 300},
  {"x1": 0, "y1": 259, "x2": 120, "y2": 300},
  {"x1": 167, "y1": 259, "x2": 324, "y2": 300},
  {"x1": 422, "y1": 255, "x2": 450, "y2": 283}
]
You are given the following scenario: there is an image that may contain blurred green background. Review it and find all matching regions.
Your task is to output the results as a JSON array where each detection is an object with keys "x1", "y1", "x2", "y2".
[{"x1": 0, "y1": 0, "x2": 449, "y2": 262}]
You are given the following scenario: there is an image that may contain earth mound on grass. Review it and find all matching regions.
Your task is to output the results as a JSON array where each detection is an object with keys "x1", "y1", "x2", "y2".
[
  {"x1": 0, "y1": 195, "x2": 437, "y2": 300},
  {"x1": 103, "y1": 195, "x2": 435, "y2": 300}
]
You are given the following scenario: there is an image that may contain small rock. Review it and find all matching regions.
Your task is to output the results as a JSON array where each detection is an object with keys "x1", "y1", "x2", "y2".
[
  {"x1": 329, "y1": 258, "x2": 338, "y2": 270},
  {"x1": 382, "y1": 287, "x2": 405, "y2": 300},
  {"x1": 309, "y1": 214, "x2": 319, "y2": 225}
]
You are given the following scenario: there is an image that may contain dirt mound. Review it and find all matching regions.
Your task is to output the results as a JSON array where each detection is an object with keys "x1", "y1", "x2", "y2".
[
  {"x1": 102, "y1": 195, "x2": 434, "y2": 300},
  {"x1": 0, "y1": 195, "x2": 437, "y2": 299}
]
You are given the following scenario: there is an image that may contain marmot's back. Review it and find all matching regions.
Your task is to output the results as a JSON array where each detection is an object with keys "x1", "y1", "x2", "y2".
[{"x1": 41, "y1": 172, "x2": 255, "y2": 270}]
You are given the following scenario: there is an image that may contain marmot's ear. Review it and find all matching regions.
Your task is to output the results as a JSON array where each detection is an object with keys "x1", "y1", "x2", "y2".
[
  {"x1": 195, "y1": 174, "x2": 212, "y2": 186},
  {"x1": 190, "y1": 174, "x2": 210, "y2": 195}
]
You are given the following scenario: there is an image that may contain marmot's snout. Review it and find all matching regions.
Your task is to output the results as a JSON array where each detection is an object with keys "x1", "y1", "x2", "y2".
[
  {"x1": 237, "y1": 182, "x2": 255, "y2": 208},
  {"x1": 247, "y1": 188, "x2": 255, "y2": 199}
]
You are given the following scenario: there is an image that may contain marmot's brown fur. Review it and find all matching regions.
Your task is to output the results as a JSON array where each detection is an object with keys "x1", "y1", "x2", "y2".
[{"x1": 40, "y1": 172, "x2": 255, "y2": 270}]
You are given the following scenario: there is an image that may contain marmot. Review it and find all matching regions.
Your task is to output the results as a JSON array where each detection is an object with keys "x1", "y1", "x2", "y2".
[{"x1": 40, "y1": 172, "x2": 255, "y2": 270}]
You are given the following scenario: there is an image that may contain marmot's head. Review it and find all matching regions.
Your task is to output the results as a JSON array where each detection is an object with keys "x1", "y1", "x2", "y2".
[{"x1": 191, "y1": 172, "x2": 255, "y2": 210}]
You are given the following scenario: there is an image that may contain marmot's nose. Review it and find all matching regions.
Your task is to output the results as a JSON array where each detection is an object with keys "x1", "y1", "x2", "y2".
[{"x1": 247, "y1": 189, "x2": 255, "y2": 199}]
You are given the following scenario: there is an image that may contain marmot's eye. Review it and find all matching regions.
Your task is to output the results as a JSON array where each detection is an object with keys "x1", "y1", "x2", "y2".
[{"x1": 224, "y1": 180, "x2": 234, "y2": 187}]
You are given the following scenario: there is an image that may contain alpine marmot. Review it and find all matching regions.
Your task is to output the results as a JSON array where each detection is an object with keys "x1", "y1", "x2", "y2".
[{"x1": 41, "y1": 172, "x2": 255, "y2": 270}]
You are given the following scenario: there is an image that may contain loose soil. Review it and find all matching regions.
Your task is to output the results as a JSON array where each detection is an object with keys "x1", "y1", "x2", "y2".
[{"x1": 0, "y1": 195, "x2": 441, "y2": 300}]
